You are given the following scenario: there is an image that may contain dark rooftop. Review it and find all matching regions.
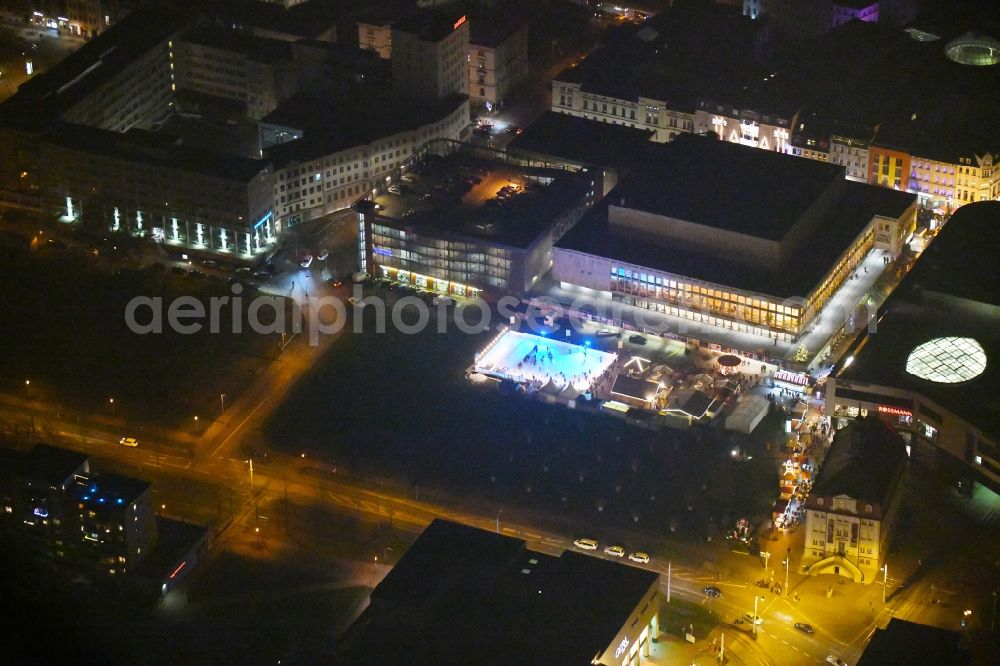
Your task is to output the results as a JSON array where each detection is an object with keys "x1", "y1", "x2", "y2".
[
  {"x1": 69, "y1": 472, "x2": 151, "y2": 510},
  {"x1": 611, "y1": 375, "x2": 661, "y2": 403},
  {"x1": 508, "y1": 111, "x2": 654, "y2": 171},
  {"x1": 554, "y1": 1, "x2": 776, "y2": 113},
  {"x1": 179, "y1": 26, "x2": 292, "y2": 63},
  {"x1": 262, "y1": 81, "x2": 465, "y2": 165},
  {"x1": 392, "y1": 8, "x2": 467, "y2": 42},
  {"x1": 44, "y1": 122, "x2": 269, "y2": 182},
  {"x1": 834, "y1": 202, "x2": 1000, "y2": 438},
  {"x1": 368, "y1": 152, "x2": 595, "y2": 249},
  {"x1": 556, "y1": 139, "x2": 914, "y2": 299},
  {"x1": 0, "y1": 3, "x2": 190, "y2": 128},
  {"x1": 469, "y1": 11, "x2": 528, "y2": 48},
  {"x1": 18, "y1": 444, "x2": 89, "y2": 488},
  {"x1": 857, "y1": 619, "x2": 969, "y2": 666},
  {"x1": 338, "y1": 519, "x2": 659, "y2": 664},
  {"x1": 809, "y1": 417, "x2": 907, "y2": 510},
  {"x1": 608, "y1": 134, "x2": 845, "y2": 240}
]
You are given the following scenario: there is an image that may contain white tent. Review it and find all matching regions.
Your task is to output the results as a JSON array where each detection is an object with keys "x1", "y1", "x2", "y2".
[
  {"x1": 561, "y1": 383, "x2": 581, "y2": 401},
  {"x1": 725, "y1": 395, "x2": 770, "y2": 434},
  {"x1": 540, "y1": 377, "x2": 561, "y2": 395}
]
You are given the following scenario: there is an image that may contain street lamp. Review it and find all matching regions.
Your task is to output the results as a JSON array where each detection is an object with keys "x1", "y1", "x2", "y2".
[
  {"x1": 496, "y1": 508, "x2": 502, "y2": 534},
  {"x1": 752, "y1": 594, "x2": 763, "y2": 636},
  {"x1": 881, "y1": 563, "x2": 888, "y2": 604},
  {"x1": 782, "y1": 556, "x2": 790, "y2": 597},
  {"x1": 762, "y1": 551, "x2": 771, "y2": 571},
  {"x1": 220, "y1": 393, "x2": 226, "y2": 416}
]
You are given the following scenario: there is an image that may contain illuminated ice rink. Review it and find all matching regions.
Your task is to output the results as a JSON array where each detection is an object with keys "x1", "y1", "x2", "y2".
[{"x1": 474, "y1": 330, "x2": 617, "y2": 391}]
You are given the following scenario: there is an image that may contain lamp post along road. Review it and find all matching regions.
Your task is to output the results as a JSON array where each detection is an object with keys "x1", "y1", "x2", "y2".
[
  {"x1": 882, "y1": 563, "x2": 888, "y2": 604},
  {"x1": 783, "y1": 554, "x2": 790, "y2": 596},
  {"x1": 753, "y1": 595, "x2": 761, "y2": 636}
]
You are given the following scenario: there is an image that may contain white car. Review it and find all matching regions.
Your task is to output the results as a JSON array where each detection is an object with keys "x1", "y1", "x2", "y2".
[
  {"x1": 316, "y1": 249, "x2": 329, "y2": 261},
  {"x1": 119, "y1": 437, "x2": 138, "y2": 448},
  {"x1": 573, "y1": 538, "x2": 598, "y2": 550},
  {"x1": 605, "y1": 545, "x2": 625, "y2": 557},
  {"x1": 432, "y1": 295, "x2": 455, "y2": 306},
  {"x1": 299, "y1": 255, "x2": 313, "y2": 268},
  {"x1": 628, "y1": 552, "x2": 650, "y2": 564},
  {"x1": 825, "y1": 657, "x2": 846, "y2": 666}
]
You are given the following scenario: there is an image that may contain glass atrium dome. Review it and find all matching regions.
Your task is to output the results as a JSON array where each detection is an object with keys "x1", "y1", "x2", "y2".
[
  {"x1": 945, "y1": 32, "x2": 1000, "y2": 66},
  {"x1": 905, "y1": 337, "x2": 987, "y2": 384}
]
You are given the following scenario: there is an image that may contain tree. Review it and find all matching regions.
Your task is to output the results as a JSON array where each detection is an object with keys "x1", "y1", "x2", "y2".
[{"x1": 793, "y1": 343, "x2": 809, "y2": 364}]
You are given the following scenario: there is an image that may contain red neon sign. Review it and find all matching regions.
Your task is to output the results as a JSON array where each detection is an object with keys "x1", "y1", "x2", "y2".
[
  {"x1": 453, "y1": 15, "x2": 466, "y2": 30},
  {"x1": 877, "y1": 405, "x2": 911, "y2": 417},
  {"x1": 168, "y1": 561, "x2": 187, "y2": 579}
]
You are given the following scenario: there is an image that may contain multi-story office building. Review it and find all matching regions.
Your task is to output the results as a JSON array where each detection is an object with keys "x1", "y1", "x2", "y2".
[
  {"x1": 826, "y1": 202, "x2": 1000, "y2": 496},
  {"x1": 391, "y1": 9, "x2": 470, "y2": 102},
  {"x1": 10, "y1": 444, "x2": 90, "y2": 569},
  {"x1": 355, "y1": 142, "x2": 597, "y2": 297},
  {"x1": 173, "y1": 28, "x2": 301, "y2": 121},
  {"x1": 801, "y1": 416, "x2": 907, "y2": 584},
  {"x1": 468, "y1": 14, "x2": 529, "y2": 112},
  {"x1": 69, "y1": 472, "x2": 156, "y2": 578},
  {"x1": 695, "y1": 98, "x2": 795, "y2": 152},
  {"x1": 263, "y1": 86, "x2": 468, "y2": 228},
  {"x1": 552, "y1": 135, "x2": 916, "y2": 356}
]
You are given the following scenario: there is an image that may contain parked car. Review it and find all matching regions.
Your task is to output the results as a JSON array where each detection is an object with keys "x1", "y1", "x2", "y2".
[
  {"x1": 432, "y1": 295, "x2": 455, "y2": 307},
  {"x1": 573, "y1": 538, "x2": 598, "y2": 550},
  {"x1": 329, "y1": 278, "x2": 343, "y2": 287},
  {"x1": 188, "y1": 269, "x2": 206, "y2": 279},
  {"x1": 299, "y1": 254, "x2": 313, "y2": 268},
  {"x1": 202, "y1": 259, "x2": 218, "y2": 268},
  {"x1": 629, "y1": 334, "x2": 647, "y2": 345},
  {"x1": 604, "y1": 545, "x2": 625, "y2": 558},
  {"x1": 703, "y1": 586, "x2": 722, "y2": 598},
  {"x1": 119, "y1": 436, "x2": 138, "y2": 448},
  {"x1": 387, "y1": 184, "x2": 403, "y2": 195},
  {"x1": 825, "y1": 657, "x2": 846, "y2": 666},
  {"x1": 628, "y1": 552, "x2": 650, "y2": 564},
  {"x1": 400, "y1": 173, "x2": 417, "y2": 183},
  {"x1": 317, "y1": 249, "x2": 329, "y2": 261},
  {"x1": 793, "y1": 623, "x2": 814, "y2": 634}
]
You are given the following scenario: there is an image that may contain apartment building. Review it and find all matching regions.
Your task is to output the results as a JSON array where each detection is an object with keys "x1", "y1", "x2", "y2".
[
  {"x1": 468, "y1": 14, "x2": 529, "y2": 112},
  {"x1": 391, "y1": 10, "x2": 469, "y2": 101}
]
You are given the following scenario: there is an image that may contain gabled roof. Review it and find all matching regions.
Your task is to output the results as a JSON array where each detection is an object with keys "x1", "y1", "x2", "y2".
[{"x1": 810, "y1": 417, "x2": 907, "y2": 507}]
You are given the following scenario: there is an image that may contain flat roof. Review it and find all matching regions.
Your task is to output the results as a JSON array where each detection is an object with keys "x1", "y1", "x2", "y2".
[
  {"x1": 69, "y1": 472, "x2": 150, "y2": 509},
  {"x1": 263, "y1": 84, "x2": 465, "y2": 166},
  {"x1": 367, "y1": 153, "x2": 594, "y2": 249},
  {"x1": 469, "y1": 11, "x2": 527, "y2": 48},
  {"x1": 0, "y1": 3, "x2": 190, "y2": 128},
  {"x1": 19, "y1": 444, "x2": 89, "y2": 487},
  {"x1": 834, "y1": 202, "x2": 1000, "y2": 438},
  {"x1": 858, "y1": 619, "x2": 969, "y2": 666},
  {"x1": 612, "y1": 134, "x2": 846, "y2": 240},
  {"x1": 556, "y1": 155, "x2": 913, "y2": 299},
  {"x1": 554, "y1": 2, "x2": 777, "y2": 114},
  {"x1": 178, "y1": 26, "x2": 292, "y2": 63},
  {"x1": 611, "y1": 375, "x2": 660, "y2": 402},
  {"x1": 338, "y1": 519, "x2": 659, "y2": 664},
  {"x1": 508, "y1": 111, "x2": 655, "y2": 170},
  {"x1": 43, "y1": 122, "x2": 268, "y2": 182},
  {"x1": 810, "y1": 417, "x2": 907, "y2": 509},
  {"x1": 392, "y1": 9, "x2": 467, "y2": 42}
]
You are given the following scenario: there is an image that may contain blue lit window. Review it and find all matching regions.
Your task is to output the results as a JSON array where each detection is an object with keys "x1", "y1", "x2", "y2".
[{"x1": 618, "y1": 268, "x2": 625, "y2": 277}]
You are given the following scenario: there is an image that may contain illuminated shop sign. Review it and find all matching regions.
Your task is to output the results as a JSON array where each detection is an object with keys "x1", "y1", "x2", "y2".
[
  {"x1": 373, "y1": 246, "x2": 393, "y2": 257},
  {"x1": 614, "y1": 637, "x2": 630, "y2": 658},
  {"x1": 33, "y1": 507, "x2": 49, "y2": 518},
  {"x1": 453, "y1": 15, "x2": 466, "y2": 30},
  {"x1": 254, "y1": 210, "x2": 273, "y2": 230},
  {"x1": 877, "y1": 405, "x2": 912, "y2": 418}
]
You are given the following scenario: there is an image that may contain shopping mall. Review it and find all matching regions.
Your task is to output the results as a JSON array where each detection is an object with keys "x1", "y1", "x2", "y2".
[
  {"x1": 826, "y1": 202, "x2": 999, "y2": 496},
  {"x1": 552, "y1": 134, "x2": 917, "y2": 355}
]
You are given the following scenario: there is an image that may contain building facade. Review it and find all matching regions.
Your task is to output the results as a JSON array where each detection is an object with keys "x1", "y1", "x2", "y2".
[
  {"x1": 830, "y1": 134, "x2": 871, "y2": 182},
  {"x1": 693, "y1": 100, "x2": 794, "y2": 152},
  {"x1": 268, "y1": 97, "x2": 468, "y2": 227},
  {"x1": 468, "y1": 17, "x2": 529, "y2": 112},
  {"x1": 802, "y1": 416, "x2": 907, "y2": 584},
  {"x1": 391, "y1": 11, "x2": 470, "y2": 102}
]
